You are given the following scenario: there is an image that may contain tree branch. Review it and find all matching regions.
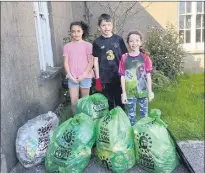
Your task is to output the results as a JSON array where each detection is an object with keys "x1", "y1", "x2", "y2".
[
  {"x1": 106, "y1": 2, "x2": 113, "y2": 14},
  {"x1": 113, "y1": 1, "x2": 122, "y2": 14},
  {"x1": 95, "y1": 2, "x2": 109, "y2": 10},
  {"x1": 115, "y1": 2, "x2": 138, "y2": 22},
  {"x1": 116, "y1": 2, "x2": 153, "y2": 34}
]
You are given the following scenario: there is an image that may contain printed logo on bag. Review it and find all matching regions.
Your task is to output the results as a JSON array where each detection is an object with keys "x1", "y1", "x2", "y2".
[
  {"x1": 61, "y1": 129, "x2": 76, "y2": 148},
  {"x1": 53, "y1": 129, "x2": 76, "y2": 160},
  {"x1": 99, "y1": 155, "x2": 112, "y2": 170},
  {"x1": 136, "y1": 132, "x2": 154, "y2": 170},
  {"x1": 98, "y1": 115, "x2": 111, "y2": 144},
  {"x1": 53, "y1": 171, "x2": 60, "y2": 173},
  {"x1": 37, "y1": 122, "x2": 52, "y2": 136},
  {"x1": 36, "y1": 122, "x2": 53, "y2": 153},
  {"x1": 54, "y1": 147, "x2": 71, "y2": 160},
  {"x1": 102, "y1": 115, "x2": 111, "y2": 125},
  {"x1": 98, "y1": 126, "x2": 110, "y2": 144},
  {"x1": 38, "y1": 137, "x2": 49, "y2": 152},
  {"x1": 93, "y1": 102, "x2": 106, "y2": 112}
]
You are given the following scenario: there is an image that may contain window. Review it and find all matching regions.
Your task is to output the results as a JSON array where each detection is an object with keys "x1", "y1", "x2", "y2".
[
  {"x1": 33, "y1": 2, "x2": 53, "y2": 71},
  {"x1": 196, "y1": 2, "x2": 204, "y2": 43},
  {"x1": 179, "y1": 1, "x2": 204, "y2": 51}
]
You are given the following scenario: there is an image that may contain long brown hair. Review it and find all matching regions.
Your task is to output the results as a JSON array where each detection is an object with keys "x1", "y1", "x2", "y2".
[{"x1": 127, "y1": 30, "x2": 150, "y2": 56}]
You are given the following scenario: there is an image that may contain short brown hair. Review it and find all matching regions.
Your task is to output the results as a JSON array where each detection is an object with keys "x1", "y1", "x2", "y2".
[{"x1": 98, "y1": 13, "x2": 112, "y2": 26}]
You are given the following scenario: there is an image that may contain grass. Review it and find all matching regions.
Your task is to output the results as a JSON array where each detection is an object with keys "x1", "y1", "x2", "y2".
[{"x1": 148, "y1": 73, "x2": 204, "y2": 141}]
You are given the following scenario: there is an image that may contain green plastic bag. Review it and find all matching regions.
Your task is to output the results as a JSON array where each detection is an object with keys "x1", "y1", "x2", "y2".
[
  {"x1": 96, "y1": 106, "x2": 136, "y2": 173},
  {"x1": 76, "y1": 93, "x2": 109, "y2": 126},
  {"x1": 45, "y1": 113, "x2": 95, "y2": 173},
  {"x1": 133, "y1": 109, "x2": 179, "y2": 173}
]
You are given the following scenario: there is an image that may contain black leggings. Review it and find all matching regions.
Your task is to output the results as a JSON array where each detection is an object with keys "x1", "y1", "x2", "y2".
[{"x1": 102, "y1": 82, "x2": 124, "y2": 111}]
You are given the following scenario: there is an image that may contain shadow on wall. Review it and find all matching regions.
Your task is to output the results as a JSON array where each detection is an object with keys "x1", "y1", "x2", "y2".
[
  {"x1": 71, "y1": 1, "x2": 165, "y2": 41},
  {"x1": 183, "y1": 53, "x2": 204, "y2": 73}
]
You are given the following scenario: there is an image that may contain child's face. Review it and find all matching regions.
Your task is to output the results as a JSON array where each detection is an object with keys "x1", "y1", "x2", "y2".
[
  {"x1": 71, "y1": 25, "x2": 83, "y2": 41},
  {"x1": 128, "y1": 34, "x2": 142, "y2": 51},
  {"x1": 99, "y1": 20, "x2": 113, "y2": 37}
]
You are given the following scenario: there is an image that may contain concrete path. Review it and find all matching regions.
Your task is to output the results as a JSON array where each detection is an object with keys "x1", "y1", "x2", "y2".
[
  {"x1": 10, "y1": 157, "x2": 188, "y2": 173},
  {"x1": 178, "y1": 140, "x2": 204, "y2": 173},
  {"x1": 10, "y1": 150, "x2": 189, "y2": 173},
  {"x1": 10, "y1": 140, "x2": 205, "y2": 173}
]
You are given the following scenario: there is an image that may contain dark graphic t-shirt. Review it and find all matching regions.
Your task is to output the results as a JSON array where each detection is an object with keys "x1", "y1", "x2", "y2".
[
  {"x1": 119, "y1": 53, "x2": 152, "y2": 98},
  {"x1": 93, "y1": 34, "x2": 128, "y2": 84}
]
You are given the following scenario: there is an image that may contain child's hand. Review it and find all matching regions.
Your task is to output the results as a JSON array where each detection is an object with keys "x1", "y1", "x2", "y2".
[
  {"x1": 121, "y1": 92, "x2": 128, "y2": 104},
  {"x1": 148, "y1": 91, "x2": 154, "y2": 102},
  {"x1": 76, "y1": 74, "x2": 86, "y2": 83},
  {"x1": 66, "y1": 73, "x2": 79, "y2": 84}
]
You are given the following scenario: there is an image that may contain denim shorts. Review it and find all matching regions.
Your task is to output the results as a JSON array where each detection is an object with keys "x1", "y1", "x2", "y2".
[{"x1": 68, "y1": 78, "x2": 92, "y2": 89}]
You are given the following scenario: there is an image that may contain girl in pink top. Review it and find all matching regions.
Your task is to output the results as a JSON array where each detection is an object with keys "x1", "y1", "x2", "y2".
[{"x1": 63, "y1": 21, "x2": 94, "y2": 114}]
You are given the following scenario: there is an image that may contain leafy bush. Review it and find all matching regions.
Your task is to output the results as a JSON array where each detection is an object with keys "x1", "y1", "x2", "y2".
[
  {"x1": 151, "y1": 70, "x2": 171, "y2": 91},
  {"x1": 145, "y1": 24, "x2": 185, "y2": 78}
]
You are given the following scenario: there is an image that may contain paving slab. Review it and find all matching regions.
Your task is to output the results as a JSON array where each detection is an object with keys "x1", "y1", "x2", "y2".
[
  {"x1": 178, "y1": 140, "x2": 204, "y2": 173},
  {"x1": 10, "y1": 154, "x2": 188, "y2": 173}
]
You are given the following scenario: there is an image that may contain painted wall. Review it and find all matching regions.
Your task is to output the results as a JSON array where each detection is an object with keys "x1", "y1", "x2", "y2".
[{"x1": 1, "y1": 2, "x2": 73, "y2": 171}]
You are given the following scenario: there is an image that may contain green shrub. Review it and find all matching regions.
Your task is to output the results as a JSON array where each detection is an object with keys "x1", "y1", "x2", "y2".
[
  {"x1": 151, "y1": 70, "x2": 171, "y2": 91},
  {"x1": 145, "y1": 24, "x2": 185, "y2": 78}
]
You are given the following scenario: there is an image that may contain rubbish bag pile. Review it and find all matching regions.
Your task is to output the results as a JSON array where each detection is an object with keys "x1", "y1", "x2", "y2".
[
  {"x1": 15, "y1": 93, "x2": 179, "y2": 173},
  {"x1": 16, "y1": 111, "x2": 59, "y2": 168}
]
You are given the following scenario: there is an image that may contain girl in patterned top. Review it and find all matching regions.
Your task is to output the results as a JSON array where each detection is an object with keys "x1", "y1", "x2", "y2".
[{"x1": 119, "y1": 30, "x2": 154, "y2": 126}]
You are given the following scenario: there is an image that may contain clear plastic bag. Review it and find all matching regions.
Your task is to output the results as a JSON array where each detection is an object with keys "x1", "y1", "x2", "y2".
[{"x1": 16, "y1": 111, "x2": 59, "y2": 168}]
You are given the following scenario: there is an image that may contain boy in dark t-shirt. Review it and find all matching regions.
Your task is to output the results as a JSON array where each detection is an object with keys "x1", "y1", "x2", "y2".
[{"x1": 93, "y1": 14, "x2": 127, "y2": 110}]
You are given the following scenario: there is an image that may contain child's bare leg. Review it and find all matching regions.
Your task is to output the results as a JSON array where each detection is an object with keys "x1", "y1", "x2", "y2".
[
  {"x1": 80, "y1": 88, "x2": 90, "y2": 97},
  {"x1": 69, "y1": 87, "x2": 79, "y2": 114}
]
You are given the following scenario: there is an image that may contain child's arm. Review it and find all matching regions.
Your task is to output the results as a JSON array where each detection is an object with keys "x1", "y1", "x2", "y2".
[
  {"x1": 143, "y1": 54, "x2": 154, "y2": 101},
  {"x1": 94, "y1": 57, "x2": 103, "y2": 91},
  {"x1": 121, "y1": 76, "x2": 128, "y2": 104},
  {"x1": 119, "y1": 54, "x2": 128, "y2": 104},
  {"x1": 64, "y1": 56, "x2": 78, "y2": 83},
  {"x1": 147, "y1": 73, "x2": 154, "y2": 102},
  {"x1": 121, "y1": 76, "x2": 126, "y2": 94},
  {"x1": 94, "y1": 57, "x2": 99, "y2": 79},
  {"x1": 92, "y1": 41, "x2": 102, "y2": 91},
  {"x1": 146, "y1": 73, "x2": 152, "y2": 94},
  {"x1": 83, "y1": 55, "x2": 94, "y2": 76}
]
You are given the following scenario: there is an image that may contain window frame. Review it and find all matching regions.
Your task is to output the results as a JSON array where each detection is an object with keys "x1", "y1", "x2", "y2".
[
  {"x1": 178, "y1": 1, "x2": 204, "y2": 52},
  {"x1": 33, "y1": 2, "x2": 54, "y2": 71}
]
